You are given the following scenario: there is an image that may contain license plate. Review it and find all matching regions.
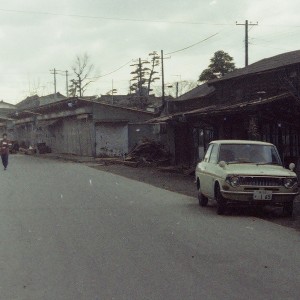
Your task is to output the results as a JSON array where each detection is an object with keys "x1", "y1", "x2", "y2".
[{"x1": 253, "y1": 190, "x2": 272, "y2": 200}]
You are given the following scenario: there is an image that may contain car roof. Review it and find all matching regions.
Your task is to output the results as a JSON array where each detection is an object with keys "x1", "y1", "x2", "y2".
[{"x1": 209, "y1": 140, "x2": 273, "y2": 146}]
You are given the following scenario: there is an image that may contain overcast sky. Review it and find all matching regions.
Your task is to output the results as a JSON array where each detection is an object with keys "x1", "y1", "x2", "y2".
[{"x1": 1, "y1": 0, "x2": 300, "y2": 104}]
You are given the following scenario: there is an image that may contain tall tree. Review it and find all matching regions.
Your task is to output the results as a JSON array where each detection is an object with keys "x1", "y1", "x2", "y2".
[
  {"x1": 69, "y1": 53, "x2": 94, "y2": 97},
  {"x1": 199, "y1": 50, "x2": 236, "y2": 82},
  {"x1": 130, "y1": 51, "x2": 160, "y2": 98},
  {"x1": 147, "y1": 51, "x2": 160, "y2": 95}
]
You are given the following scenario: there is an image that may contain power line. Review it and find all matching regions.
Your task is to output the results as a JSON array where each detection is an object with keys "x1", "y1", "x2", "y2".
[
  {"x1": 0, "y1": 8, "x2": 233, "y2": 26},
  {"x1": 165, "y1": 32, "x2": 219, "y2": 55},
  {"x1": 89, "y1": 60, "x2": 133, "y2": 80}
]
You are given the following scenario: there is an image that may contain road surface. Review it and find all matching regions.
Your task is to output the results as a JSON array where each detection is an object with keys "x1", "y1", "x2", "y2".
[{"x1": 0, "y1": 155, "x2": 299, "y2": 299}]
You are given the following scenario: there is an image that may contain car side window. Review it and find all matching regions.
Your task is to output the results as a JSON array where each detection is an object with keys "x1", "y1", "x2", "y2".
[
  {"x1": 203, "y1": 144, "x2": 213, "y2": 162},
  {"x1": 208, "y1": 144, "x2": 219, "y2": 163}
]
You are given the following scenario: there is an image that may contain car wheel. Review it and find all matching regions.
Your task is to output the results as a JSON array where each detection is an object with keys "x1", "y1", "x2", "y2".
[
  {"x1": 215, "y1": 185, "x2": 226, "y2": 215},
  {"x1": 283, "y1": 202, "x2": 293, "y2": 217},
  {"x1": 198, "y1": 189, "x2": 208, "y2": 207}
]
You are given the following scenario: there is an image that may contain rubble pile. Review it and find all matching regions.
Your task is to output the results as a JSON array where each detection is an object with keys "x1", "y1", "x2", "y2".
[{"x1": 125, "y1": 139, "x2": 170, "y2": 166}]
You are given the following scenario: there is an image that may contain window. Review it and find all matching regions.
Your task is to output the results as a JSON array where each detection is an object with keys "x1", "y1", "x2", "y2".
[
  {"x1": 209, "y1": 144, "x2": 219, "y2": 163},
  {"x1": 203, "y1": 144, "x2": 213, "y2": 162}
]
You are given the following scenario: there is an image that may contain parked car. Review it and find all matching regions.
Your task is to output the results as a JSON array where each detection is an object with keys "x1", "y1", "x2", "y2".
[{"x1": 195, "y1": 140, "x2": 298, "y2": 215}]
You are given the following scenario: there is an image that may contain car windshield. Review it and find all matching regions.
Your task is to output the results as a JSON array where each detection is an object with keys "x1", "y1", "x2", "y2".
[{"x1": 218, "y1": 144, "x2": 282, "y2": 165}]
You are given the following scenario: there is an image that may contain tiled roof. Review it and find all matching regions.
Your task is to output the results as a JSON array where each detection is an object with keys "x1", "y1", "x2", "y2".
[
  {"x1": 16, "y1": 93, "x2": 66, "y2": 109},
  {"x1": 210, "y1": 50, "x2": 300, "y2": 83},
  {"x1": 175, "y1": 83, "x2": 215, "y2": 101}
]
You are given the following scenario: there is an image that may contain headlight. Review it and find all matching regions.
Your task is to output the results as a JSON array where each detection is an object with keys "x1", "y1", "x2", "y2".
[
  {"x1": 283, "y1": 177, "x2": 298, "y2": 189},
  {"x1": 226, "y1": 175, "x2": 240, "y2": 187}
]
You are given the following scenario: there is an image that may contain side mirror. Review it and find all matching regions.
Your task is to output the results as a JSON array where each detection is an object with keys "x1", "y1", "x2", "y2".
[
  {"x1": 219, "y1": 161, "x2": 226, "y2": 168},
  {"x1": 289, "y1": 163, "x2": 295, "y2": 171}
]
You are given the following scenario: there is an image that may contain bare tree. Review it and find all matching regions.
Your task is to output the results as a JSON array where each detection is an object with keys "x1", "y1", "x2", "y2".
[{"x1": 69, "y1": 53, "x2": 94, "y2": 97}]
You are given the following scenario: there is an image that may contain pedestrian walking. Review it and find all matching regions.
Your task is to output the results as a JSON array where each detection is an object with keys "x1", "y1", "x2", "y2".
[{"x1": 0, "y1": 133, "x2": 10, "y2": 170}]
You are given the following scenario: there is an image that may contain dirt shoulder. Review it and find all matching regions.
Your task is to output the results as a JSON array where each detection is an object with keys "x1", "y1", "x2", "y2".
[
  {"x1": 88, "y1": 163, "x2": 197, "y2": 198},
  {"x1": 87, "y1": 162, "x2": 300, "y2": 231}
]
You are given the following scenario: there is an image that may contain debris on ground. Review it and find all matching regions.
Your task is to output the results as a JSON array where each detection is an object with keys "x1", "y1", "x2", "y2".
[
  {"x1": 95, "y1": 157, "x2": 124, "y2": 165},
  {"x1": 37, "y1": 143, "x2": 52, "y2": 154},
  {"x1": 19, "y1": 146, "x2": 37, "y2": 155},
  {"x1": 157, "y1": 166, "x2": 183, "y2": 173},
  {"x1": 125, "y1": 139, "x2": 170, "y2": 166}
]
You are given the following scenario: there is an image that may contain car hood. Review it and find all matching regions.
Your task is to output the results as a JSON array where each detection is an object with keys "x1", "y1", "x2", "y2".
[{"x1": 223, "y1": 164, "x2": 296, "y2": 177}]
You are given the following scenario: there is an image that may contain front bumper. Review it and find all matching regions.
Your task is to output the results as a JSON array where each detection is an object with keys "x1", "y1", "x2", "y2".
[{"x1": 220, "y1": 189, "x2": 298, "y2": 204}]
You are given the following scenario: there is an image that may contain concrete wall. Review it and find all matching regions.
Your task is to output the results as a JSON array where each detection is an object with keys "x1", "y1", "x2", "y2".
[
  {"x1": 128, "y1": 123, "x2": 175, "y2": 163},
  {"x1": 95, "y1": 122, "x2": 128, "y2": 157},
  {"x1": 128, "y1": 123, "x2": 167, "y2": 148}
]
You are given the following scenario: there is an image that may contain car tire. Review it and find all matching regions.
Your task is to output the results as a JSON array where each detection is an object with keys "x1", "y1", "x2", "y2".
[
  {"x1": 198, "y1": 189, "x2": 208, "y2": 207},
  {"x1": 215, "y1": 185, "x2": 226, "y2": 215},
  {"x1": 283, "y1": 202, "x2": 293, "y2": 217}
]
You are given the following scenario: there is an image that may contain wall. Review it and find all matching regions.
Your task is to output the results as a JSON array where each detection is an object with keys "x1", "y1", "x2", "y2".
[
  {"x1": 128, "y1": 123, "x2": 167, "y2": 148},
  {"x1": 45, "y1": 117, "x2": 93, "y2": 156},
  {"x1": 95, "y1": 122, "x2": 128, "y2": 157},
  {"x1": 214, "y1": 66, "x2": 299, "y2": 105},
  {"x1": 14, "y1": 116, "x2": 94, "y2": 156},
  {"x1": 15, "y1": 122, "x2": 36, "y2": 147},
  {"x1": 128, "y1": 122, "x2": 175, "y2": 163}
]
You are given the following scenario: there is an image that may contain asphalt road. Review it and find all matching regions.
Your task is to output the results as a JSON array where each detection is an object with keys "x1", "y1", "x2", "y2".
[{"x1": 1, "y1": 155, "x2": 300, "y2": 300}]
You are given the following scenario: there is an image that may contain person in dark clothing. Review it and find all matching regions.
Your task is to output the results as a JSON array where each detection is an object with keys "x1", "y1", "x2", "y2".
[{"x1": 0, "y1": 133, "x2": 10, "y2": 170}]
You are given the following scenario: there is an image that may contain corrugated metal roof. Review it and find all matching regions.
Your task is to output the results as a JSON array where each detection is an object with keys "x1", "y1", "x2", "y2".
[
  {"x1": 147, "y1": 93, "x2": 290, "y2": 122},
  {"x1": 37, "y1": 119, "x2": 60, "y2": 127},
  {"x1": 183, "y1": 93, "x2": 290, "y2": 116},
  {"x1": 11, "y1": 97, "x2": 158, "y2": 119}
]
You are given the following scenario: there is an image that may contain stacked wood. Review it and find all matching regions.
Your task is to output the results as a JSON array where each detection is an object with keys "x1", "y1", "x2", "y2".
[{"x1": 125, "y1": 139, "x2": 170, "y2": 166}]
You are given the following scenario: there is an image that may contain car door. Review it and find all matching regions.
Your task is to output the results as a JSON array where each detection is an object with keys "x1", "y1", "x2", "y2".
[
  {"x1": 198, "y1": 144, "x2": 214, "y2": 196},
  {"x1": 206, "y1": 144, "x2": 220, "y2": 198}
]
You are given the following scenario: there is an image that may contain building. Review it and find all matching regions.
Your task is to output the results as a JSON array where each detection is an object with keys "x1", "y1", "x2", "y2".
[
  {"x1": 149, "y1": 50, "x2": 300, "y2": 170},
  {"x1": 10, "y1": 97, "x2": 158, "y2": 157}
]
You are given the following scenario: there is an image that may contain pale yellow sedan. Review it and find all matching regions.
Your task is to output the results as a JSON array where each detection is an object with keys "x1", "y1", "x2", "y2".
[{"x1": 195, "y1": 140, "x2": 298, "y2": 215}]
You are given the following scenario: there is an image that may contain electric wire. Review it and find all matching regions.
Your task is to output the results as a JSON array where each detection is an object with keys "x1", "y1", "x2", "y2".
[
  {"x1": 0, "y1": 8, "x2": 233, "y2": 26},
  {"x1": 165, "y1": 32, "x2": 219, "y2": 55},
  {"x1": 88, "y1": 60, "x2": 133, "y2": 80}
]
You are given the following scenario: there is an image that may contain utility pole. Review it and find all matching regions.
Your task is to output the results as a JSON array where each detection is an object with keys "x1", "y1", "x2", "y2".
[
  {"x1": 111, "y1": 79, "x2": 114, "y2": 104},
  {"x1": 161, "y1": 50, "x2": 165, "y2": 112},
  {"x1": 236, "y1": 20, "x2": 258, "y2": 66},
  {"x1": 65, "y1": 70, "x2": 69, "y2": 97},
  {"x1": 50, "y1": 68, "x2": 57, "y2": 94},
  {"x1": 138, "y1": 58, "x2": 142, "y2": 97},
  {"x1": 51, "y1": 69, "x2": 70, "y2": 97}
]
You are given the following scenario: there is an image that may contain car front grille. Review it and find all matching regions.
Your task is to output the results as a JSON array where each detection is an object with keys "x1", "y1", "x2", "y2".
[{"x1": 239, "y1": 176, "x2": 283, "y2": 187}]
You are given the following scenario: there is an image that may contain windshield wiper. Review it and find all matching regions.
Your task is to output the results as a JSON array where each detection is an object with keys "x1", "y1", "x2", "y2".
[
  {"x1": 257, "y1": 162, "x2": 281, "y2": 165},
  {"x1": 227, "y1": 160, "x2": 252, "y2": 164}
]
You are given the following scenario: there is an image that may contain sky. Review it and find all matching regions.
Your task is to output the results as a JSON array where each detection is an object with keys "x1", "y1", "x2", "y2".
[{"x1": 1, "y1": 0, "x2": 300, "y2": 104}]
